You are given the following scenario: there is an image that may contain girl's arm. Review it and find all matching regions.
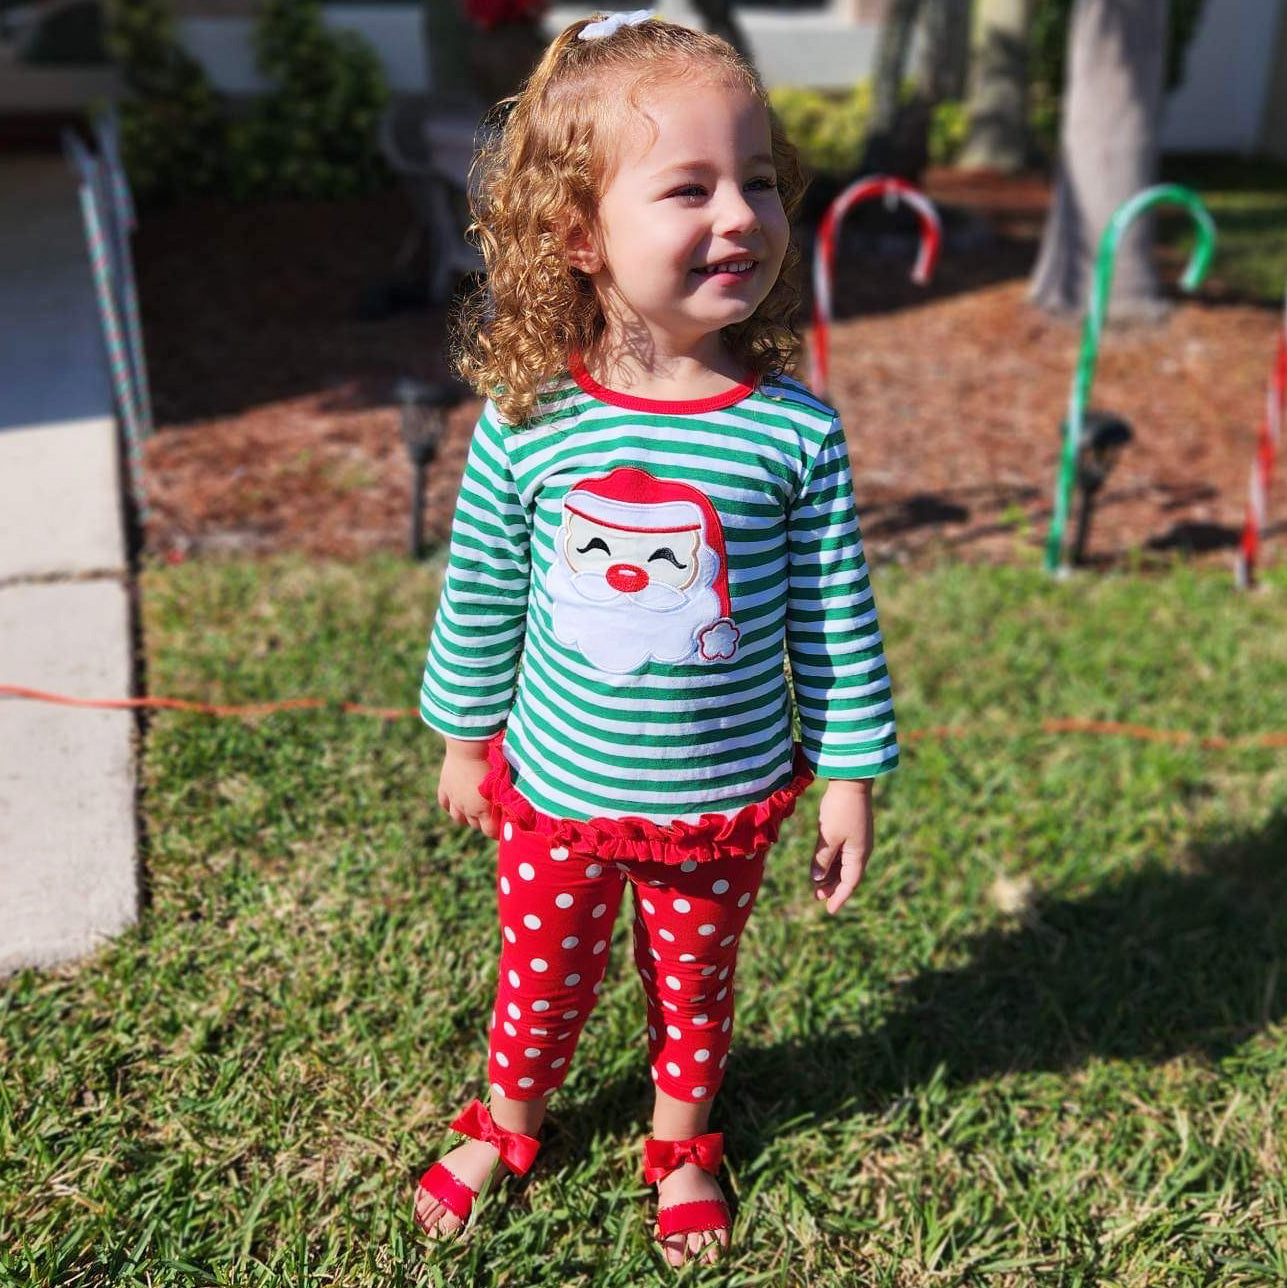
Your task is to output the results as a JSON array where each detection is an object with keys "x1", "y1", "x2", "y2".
[
  {"x1": 420, "y1": 404, "x2": 531, "y2": 833},
  {"x1": 786, "y1": 414, "x2": 898, "y2": 912}
]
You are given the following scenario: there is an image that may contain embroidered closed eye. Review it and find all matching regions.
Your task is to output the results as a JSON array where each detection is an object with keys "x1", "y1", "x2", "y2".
[
  {"x1": 576, "y1": 537, "x2": 612, "y2": 555},
  {"x1": 647, "y1": 547, "x2": 685, "y2": 568}
]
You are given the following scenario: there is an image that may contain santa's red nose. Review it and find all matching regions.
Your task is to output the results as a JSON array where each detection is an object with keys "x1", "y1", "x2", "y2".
[{"x1": 605, "y1": 562, "x2": 649, "y2": 593}]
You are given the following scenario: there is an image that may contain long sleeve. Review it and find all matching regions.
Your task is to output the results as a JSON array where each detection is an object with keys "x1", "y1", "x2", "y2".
[
  {"x1": 419, "y1": 402, "x2": 530, "y2": 740},
  {"x1": 785, "y1": 415, "x2": 899, "y2": 778}
]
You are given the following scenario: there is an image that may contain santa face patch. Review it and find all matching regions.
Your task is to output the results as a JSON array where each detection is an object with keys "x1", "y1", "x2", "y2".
[{"x1": 546, "y1": 466, "x2": 741, "y2": 673}]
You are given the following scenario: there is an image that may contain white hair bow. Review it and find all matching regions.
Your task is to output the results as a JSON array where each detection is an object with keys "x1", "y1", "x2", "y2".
[{"x1": 578, "y1": 9, "x2": 656, "y2": 40}]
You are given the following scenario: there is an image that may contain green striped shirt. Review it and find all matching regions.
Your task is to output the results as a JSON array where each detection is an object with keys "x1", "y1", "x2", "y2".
[{"x1": 420, "y1": 367, "x2": 898, "y2": 824}]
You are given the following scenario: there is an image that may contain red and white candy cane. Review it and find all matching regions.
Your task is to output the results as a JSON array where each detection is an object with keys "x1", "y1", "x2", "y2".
[
  {"x1": 1235, "y1": 280, "x2": 1287, "y2": 589},
  {"x1": 810, "y1": 175, "x2": 942, "y2": 400}
]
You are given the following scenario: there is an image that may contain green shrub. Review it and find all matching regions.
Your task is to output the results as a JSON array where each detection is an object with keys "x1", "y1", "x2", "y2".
[
  {"x1": 227, "y1": 0, "x2": 391, "y2": 200},
  {"x1": 927, "y1": 99, "x2": 968, "y2": 167},
  {"x1": 104, "y1": 0, "x2": 229, "y2": 204},
  {"x1": 769, "y1": 83, "x2": 873, "y2": 177}
]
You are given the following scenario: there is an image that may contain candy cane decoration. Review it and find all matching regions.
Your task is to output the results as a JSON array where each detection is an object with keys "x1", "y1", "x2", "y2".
[
  {"x1": 810, "y1": 176, "x2": 941, "y2": 400},
  {"x1": 1235, "y1": 281, "x2": 1286, "y2": 590}
]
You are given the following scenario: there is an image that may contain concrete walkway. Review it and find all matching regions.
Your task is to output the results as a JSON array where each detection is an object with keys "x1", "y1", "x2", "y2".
[{"x1": 0, "y1": 155, "x2": 138, "y2": 974}]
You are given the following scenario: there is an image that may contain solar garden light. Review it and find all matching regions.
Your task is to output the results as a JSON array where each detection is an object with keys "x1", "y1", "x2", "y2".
[
  {"x1": 1069, "y1": 410, "x2": 1133, "y2": 566},
  {"x1": 396, "y1": 377, "x2": 460, "y2": 559}
]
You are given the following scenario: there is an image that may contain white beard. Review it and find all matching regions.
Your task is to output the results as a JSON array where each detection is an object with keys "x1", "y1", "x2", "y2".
[{"x1": 547, "y1": 544, "x2": 725, "y2": 673}]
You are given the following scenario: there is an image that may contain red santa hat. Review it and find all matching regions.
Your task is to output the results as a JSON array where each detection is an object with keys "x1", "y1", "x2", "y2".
[{"x1": 565, "y1": 467, "x2": 732, "y2": 620}]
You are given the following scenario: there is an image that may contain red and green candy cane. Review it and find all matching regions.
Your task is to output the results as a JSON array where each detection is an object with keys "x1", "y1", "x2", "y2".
[
  {"x1": 1045, "y1": 184, "x2": 1216, "y2": 574},
  {"x1": 810, "y1": 176, "x2": 941, "y2": 400},
  {"x1": 1234, "y1": 278, "x2": 1286, "y2": 589}
]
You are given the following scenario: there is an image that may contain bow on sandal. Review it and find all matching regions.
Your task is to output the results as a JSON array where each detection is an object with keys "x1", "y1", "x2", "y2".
[
  {"x1": 642, "y1": 1131, "x2": 731, "y2": 1253},
  {"x1": 414, "y1": 1099, "x2": 541, "y2": 1234}
]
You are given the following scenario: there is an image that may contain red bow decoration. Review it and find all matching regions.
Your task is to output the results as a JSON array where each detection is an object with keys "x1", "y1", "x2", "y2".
[
  {"x1": 642, "y1": 1133, "x2": 724, "y2": 1183},
  {"x1": 451, "y1": 1099, "x2": 541, "y2": 1175}
]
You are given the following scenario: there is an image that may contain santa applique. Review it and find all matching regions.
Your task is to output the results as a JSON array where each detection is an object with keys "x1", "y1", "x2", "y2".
[{"x1": 546, "y1": 467, "x2": 741, "y2": 674}]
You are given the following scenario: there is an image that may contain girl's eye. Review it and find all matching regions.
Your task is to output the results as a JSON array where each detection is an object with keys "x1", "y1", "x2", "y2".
[{"x1": 668, "y1": 178, "x2": 778, "y2": 199}]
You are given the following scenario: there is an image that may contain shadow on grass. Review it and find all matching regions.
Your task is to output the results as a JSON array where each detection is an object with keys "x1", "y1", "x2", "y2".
[{"x1": 555, "y1": 807, "x2": 1287, "y2": 1162}]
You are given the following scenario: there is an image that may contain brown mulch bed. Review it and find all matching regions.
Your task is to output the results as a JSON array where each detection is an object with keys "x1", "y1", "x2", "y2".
[{"x1": 136, "y1": 170, "x2": 1285, "y2": 571}]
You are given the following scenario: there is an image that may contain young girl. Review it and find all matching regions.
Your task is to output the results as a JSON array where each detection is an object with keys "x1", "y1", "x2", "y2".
[{"x1": 414, "y1": 10, "x2": 898, "y2": 1267}]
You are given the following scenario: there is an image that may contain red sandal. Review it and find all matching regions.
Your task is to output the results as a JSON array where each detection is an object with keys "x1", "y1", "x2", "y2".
[
  {"x1": 643, "y1": 1131, "x2": 732, "y2": 1257},
  {"x1": 413, "y1": 1099, "x2": 541, "y2": 1236}
]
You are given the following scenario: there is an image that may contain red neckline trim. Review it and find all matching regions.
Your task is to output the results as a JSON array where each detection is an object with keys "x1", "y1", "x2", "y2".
[{"x1": 568, "y1": 350, "x2": 758, "y2": 413}]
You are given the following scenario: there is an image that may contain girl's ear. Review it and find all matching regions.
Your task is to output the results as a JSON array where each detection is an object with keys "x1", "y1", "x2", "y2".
[{"x1": 564, "y1": 220, "x2": 603, "y2": 274}]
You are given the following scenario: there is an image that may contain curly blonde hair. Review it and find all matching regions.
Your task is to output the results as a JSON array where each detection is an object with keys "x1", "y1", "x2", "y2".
[{"x1": 450, "y1": 14, "x2": 807, "y2": 427}]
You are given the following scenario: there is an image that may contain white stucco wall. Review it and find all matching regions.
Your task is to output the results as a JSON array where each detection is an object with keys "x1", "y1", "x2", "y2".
[{"x1": 1160, "y1": 0, "x2": 1281, "y2": 154}]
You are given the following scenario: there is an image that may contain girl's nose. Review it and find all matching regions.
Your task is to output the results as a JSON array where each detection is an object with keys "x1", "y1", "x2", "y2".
[{"x1": 712, "y1": 186, "x2": 760, "y2": 237}]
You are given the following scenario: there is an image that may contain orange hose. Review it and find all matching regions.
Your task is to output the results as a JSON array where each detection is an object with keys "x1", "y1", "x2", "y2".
[{"x1": 3, "y1": 684, "x2": 1284, "y2": 749}]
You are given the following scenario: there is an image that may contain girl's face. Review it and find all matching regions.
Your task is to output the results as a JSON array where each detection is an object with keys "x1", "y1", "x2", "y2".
[{"x1": 569, "y1": 76, "x2": 789, "y2": 354}]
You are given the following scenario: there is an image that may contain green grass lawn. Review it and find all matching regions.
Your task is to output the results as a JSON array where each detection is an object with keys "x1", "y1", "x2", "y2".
[
  {"x1": 1160, "y1": 154, "x2": 1287, "y2": 303},
  {"x1": 3, "y1": 555, "x2": 1286, "y2": 1286}
]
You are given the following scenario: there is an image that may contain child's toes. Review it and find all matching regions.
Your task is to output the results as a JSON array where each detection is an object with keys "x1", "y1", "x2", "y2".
[
  {"x1": 699, "y1": 1231, "x2": 723, "y2": 1264},
  {"x1": 661, "y1": 1232, "x2": 686, "y2": 1267}
]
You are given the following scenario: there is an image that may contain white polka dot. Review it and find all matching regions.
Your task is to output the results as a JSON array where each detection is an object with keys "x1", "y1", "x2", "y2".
[
  {"x1": 532, "y1": 999, "x2": 550, "y2": 1012},
  {"x1": 641, "y1": 898, "x2": 656, "y2": 915},
  {"x1": 680, "y1": 860, "x2": 698, "y2": 873},
  {"x1": 523, "y1": 913, "x2": 542, "y2": 931},
  {"x1": 640, "y1": 968, "x2": 652, "y2": 981},
  {"x1": 594, "y1": 940, "x2": 608, "y2": 954},
  {"x1": 666, "y1": 1061, "x2": 681, "y2": 1077},
  {"x1": 561, "y1": 934, "x2": 579, "y2": 949},
  {"x1": 555, "y1": 892, "x2": 574, "y2": 909},
  {"x1": 491, "y1": 1083, "x2": 506, "y2": 1098},
  {"x1": 662, "y1": 1000, "x2": 678, "y2": 1011},
  {"x1": 503, "y1": 821, "x2": 513, "y2": 841},
  {"x1": 518, "y1": 862, "x2": 536, "y2": 881},
  {"x1": 720, "y1": 934, "x2": 735, "y2": 946},
  {"x1": 693, "y1": 1013, "x2": 709, "y2": 1026},
  {"x1": 503, "y1": 1020, "x2": 517, "y2": 1037},
  {"x1": 673, "y1": 898, "x2": 691, "y2": 914},
  {"x1": 648, "y1": 1024, "x2": 658, "y2": 1040},
  {"x1": 737, "y1": 892, "x2": 751, "y2": 907},
  {"x1": 562, "y1": 1008, "x2": 579, "y2": 1019},
  {"x1": 721, "y1": 1017, "x2": 731, "y2": 1031},
  {"x1": 495, "y1": 1051, "x2": 509, "y2": 1067},
  {"x1": 658, "y1": 928, "x2": 675, "y2": 943},
  {"x1": 500, "y1": 876, "x2": 511, "y2": 896},
  {"x1": 651, "y1": 1066, "x2": 660, "y2": 1081},
  {"x1": 531, "y1": 957, "x2": 548, "y2": 973},
  {"x1": 550, "y1": 846, "x2": 569, "y2": 861},
  {"x1": 564, "y1": 972, "x2": 581, "y2": 987},
  {"x1": 695, "y1": 1048, "x2": 710, "y2": 1062},
  {"x1": 593, "y1": 980, "x2": 602, "y2": 994},
  {"x1": 711, "y1": 879, "x2": 730, "y2": 895},
  {"x1": 692, "y1": 993, "x2": 705, "y2": 1004},
  {"x1": 592, "y1": 903, "x2": 608, "y2": 918},
  {"x1": 524, "y1": 1046, "x2": 540, "y2": 1057},
  {"x1": 490, "y1": 1010, "x2": 496, "y2": 1029},
  {"x1": 716, "y1": 987, "x2": 728, "y2": 1001},
  {"x1": 531, "y1": 1026, "x2": 547, "y2": 1035},
  {"x1": 692, "y1": 1086, "x2": 707, "y2": 1099},
  {"x1": 518, "y1": 1076, "x2": 534, "y2": 1088},
  {"x1": 666, "y1": 1024, "x2": 682, "y2": 1039},
  {"x1": 698, "y1": 923, "x2": 716, "y2": 936},
  {"x1": 649, "y1": 880, "x2": 664, "y2": 887},
  {"x1": 558, "y1": 1030, "x2": 571, "y2": 1039},
  {"x1": 649, "y1": 947, "x2": 661, "y2": 960},
  {"x1": 543, "y1": 1087, "x2": 556, "y2": 1097},
  {"x1": 665, "y1": 974, "x2": 681, "y2": 990},
  {"x1": 719, "y1": 1054, "x2": 728, "y2": 1067},
  {"x1": 679, "y1": 953, "x2": 696, "y2": 963},
  {"x1": 503, "y1": 926, "x2": 517, "y2": 944},
  {"x1": 585, "y1": 862, "x2": 602, "y2": 877},
  {"x1": 551, "y1": 1057, "x2": 566, "y2": 1068},
  {"x1": 507, "y1": 1002, "x2": 521, "y2": 1020},
  {"x1": 701, "y1": 965, "x2": 717, "y2": 976},
  {"x1": 718, "y1": 966, "x2": 730, "y2": 980}
]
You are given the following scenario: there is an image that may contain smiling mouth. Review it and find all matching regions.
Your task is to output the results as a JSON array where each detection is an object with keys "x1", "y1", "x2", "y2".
[{"x1": 693, "y1": 259, "x2": 758, "y2": 277}]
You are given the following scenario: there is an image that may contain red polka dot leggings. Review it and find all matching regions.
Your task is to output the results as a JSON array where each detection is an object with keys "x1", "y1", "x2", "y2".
[{"x1": 487, "y1": 817, "x2": 766, "y2": 1105}]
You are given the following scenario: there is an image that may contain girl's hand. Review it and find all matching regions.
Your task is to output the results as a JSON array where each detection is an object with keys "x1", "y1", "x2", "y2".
[
  {"x1": 436, "y1": 737, "x2": 498, "y2": 838},
  {"x1": 810, "y1": 779, "x2": 874, "y2": 915}
]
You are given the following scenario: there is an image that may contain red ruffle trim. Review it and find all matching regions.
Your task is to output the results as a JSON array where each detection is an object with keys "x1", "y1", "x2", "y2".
[{"x1": 477, "y1": 730, "x2": 816, "y2": 865}]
